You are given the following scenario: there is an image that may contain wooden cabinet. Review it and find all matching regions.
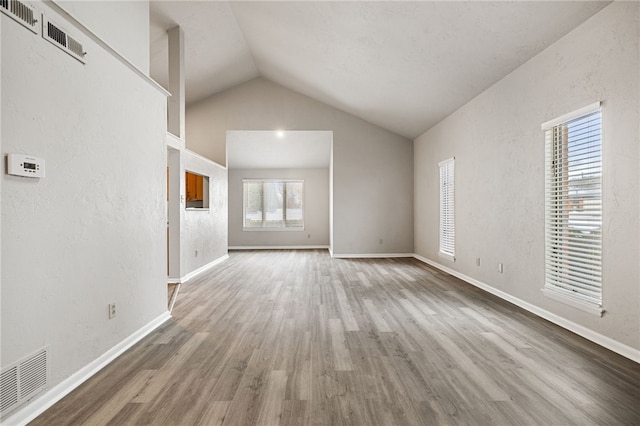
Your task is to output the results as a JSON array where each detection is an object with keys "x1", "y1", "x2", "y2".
[
  {"x1": 195, "y1": 174, "x2": 203, "y2": 200},
  {"x1": 185, "y1": 172, "x2": 203, "y2": 201}
]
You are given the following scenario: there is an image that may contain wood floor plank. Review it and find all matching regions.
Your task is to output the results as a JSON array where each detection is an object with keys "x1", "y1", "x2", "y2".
[
  {"x1": 256, "y1": 370, "x2": 288, "y2": 426},
  {"x1": 196, "y1": 401, "x2": 229, "y2": 426},
  {"x1": 83, "y1": 369, "x2": 155, "y2": 424},
  {"x1": 132, "y1": 332, "x2": 209, "y2": 403},
  {"x1": 362, "y1": 299, "x2": 393, "y2": 332},
  {"x1": 328, "y1": 319, "x2": 354, "y2": 371},
  {"x1": 31, "y1": 250, "x2": 640, "y2": 426}
]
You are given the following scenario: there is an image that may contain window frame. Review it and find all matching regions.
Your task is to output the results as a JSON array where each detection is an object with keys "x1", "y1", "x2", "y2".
[
  {"x1": 242, "y1": 179, "x2": 305, "y2": 231},
  {"x1": 542, "y1": 102, "x2": 603, "y2": 316},
  {"x1": 438, "y1": 158, "x2": 455, "y2": 262}
]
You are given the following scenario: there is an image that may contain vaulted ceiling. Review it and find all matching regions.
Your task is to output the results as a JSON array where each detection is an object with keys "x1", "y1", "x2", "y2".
[{"x1": 150, "y1": 1, "x2": 610, "y2": 139}]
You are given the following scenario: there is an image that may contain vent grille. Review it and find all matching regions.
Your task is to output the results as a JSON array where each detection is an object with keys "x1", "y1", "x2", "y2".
[
  {"x1": 19, "y1": 350, "x2": 48, "y2": 398},
  {"x1": 0, "y1": 367, "x2": 19, "y2": 413},
  {"x1": 42, "y1": 15, "x2": 87, "y2": 64},
  {"x1": 0, "y1": 0, "x2": 39, "y2": 34},
  {"x1": 0, "y1": 347, "x2": 49, "y2": 418},
  {"x1": 47, "y1": 21, "x2": 67, "y2": 47}
]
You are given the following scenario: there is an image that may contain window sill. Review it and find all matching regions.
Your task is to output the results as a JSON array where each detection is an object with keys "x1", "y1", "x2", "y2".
[
  {"x1": 542, "y1": 288, "x2": 604, "y2": 317},
  {"x1": 242, "y1": 227, "x2": 305, "y2": 232},
  {"x1": 186, "y1": 208, "x2": 209, "y2": 212},
  {"x1": 438, "y1": 251, "x2": 455, "y2": 262}
]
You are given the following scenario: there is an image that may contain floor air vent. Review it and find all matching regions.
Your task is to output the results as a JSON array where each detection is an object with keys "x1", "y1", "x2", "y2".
[
  {"x1": 0, "y1": 0, "x2": 39, "y2": 34},
  {"x1": 0, "y1": 347, "x2": 49, "y2": 418},
  {"x1": 42, "y1": 15, "x2": 87, "y2": 64}
]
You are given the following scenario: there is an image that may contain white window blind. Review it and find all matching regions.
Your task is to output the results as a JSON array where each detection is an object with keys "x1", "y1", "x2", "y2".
[
  {"x1": 543, "y1": 104, "x2": 602, "y2": 306},
  {"x1": 439, "y1": 158, "x2": 455, "y2": 261},
  {"x1": 243, "y1": 179, "x2": 304, "y2": 230}
]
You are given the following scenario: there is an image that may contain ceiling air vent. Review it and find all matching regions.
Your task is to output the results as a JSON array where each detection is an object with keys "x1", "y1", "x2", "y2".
[
  {"x1": 42, "y1": 15, "x2": 87, "y2": 64},
  {"x1": 0, "y1": 347, "x2": 49, "y2": 419},
  {"x1": 0, "y1": 0, "x2": 39, "y2": 34}
]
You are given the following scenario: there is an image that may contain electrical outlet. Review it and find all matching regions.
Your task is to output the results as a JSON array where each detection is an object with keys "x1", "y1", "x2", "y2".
[
  {"x1": 498, "y1": 263, "x2": 504, "y2": 273},
  {"x1": 476, "y1": 257, "x2": 481, "y2": 266},
  {"x1": 195, "y1": 249, "x2": 199, "y2": 257},
  {"x1": 109, "y1": 303, "x2": 116, "y2": 319},
  {"x1": 379, "y1": 239, "x2": 383, "y2": 245}
]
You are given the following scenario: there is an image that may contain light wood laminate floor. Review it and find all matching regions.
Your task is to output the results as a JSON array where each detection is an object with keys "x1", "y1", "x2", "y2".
[{"x1": 32, "y1": 250, "x2": 640, "y2": 425}]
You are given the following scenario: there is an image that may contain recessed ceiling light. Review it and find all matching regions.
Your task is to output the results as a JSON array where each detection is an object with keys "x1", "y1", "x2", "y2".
[{"x1": 276, "y1": 130, "x2": 285, "y2": 138}]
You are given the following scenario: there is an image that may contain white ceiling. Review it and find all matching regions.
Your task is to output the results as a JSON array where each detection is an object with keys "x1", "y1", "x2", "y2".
[
  {"x1": 150, "y1": 1, "x2": 610, "y2": 139},
  {"x1": 227, "y1": 130, "x2": 332, "y2": 169}
]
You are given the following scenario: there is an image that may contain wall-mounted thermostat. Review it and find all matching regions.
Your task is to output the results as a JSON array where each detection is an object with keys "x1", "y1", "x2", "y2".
[{"x1": 7, "y1": 153, "x2": 46, "y2": 178}]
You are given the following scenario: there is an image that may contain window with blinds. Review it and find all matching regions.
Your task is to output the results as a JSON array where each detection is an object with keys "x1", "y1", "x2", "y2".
[
  {"x1": 543, "y1": 103, "x2": 602, "y2": 308},
  {"x1": 243, "y1": 179, "x2": 304, "y2": 230},
  {"x1": 439, "y1": 158, "x2": 455, "y2": 261}
]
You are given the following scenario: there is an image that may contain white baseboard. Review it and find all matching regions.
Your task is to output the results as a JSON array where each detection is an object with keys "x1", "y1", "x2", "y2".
[
  {"x1": 413, "y1": 254, "x2": 640, "y2": 364},
  {"x1": 228, "y1": 245, "x2": 329, "y2": 250},
  {"x1": 332, "y1": 252, "x2": 414, "y2": 259},
  {"x1": 4, "y1": 312, "x2": 172, "y2": 426},
  {"x1": 180, "y1": 254, "x2": 229, "y2": 284}
]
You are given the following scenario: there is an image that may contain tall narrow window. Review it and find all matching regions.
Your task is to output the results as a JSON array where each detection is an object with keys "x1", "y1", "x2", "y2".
[
  {"x1": 439, "y1": 158, "x2": 455, "y2": 261},
  {"x1": 543, "y1": 103, "x2": 602, "y2": 311},
  {"x1": 243, "y1": 179, "x2": 304, "y2": 230}
]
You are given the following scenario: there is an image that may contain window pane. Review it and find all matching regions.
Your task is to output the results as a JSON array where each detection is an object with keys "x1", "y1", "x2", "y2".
[
  {"x1": 244, "y1": 181, "x2": 263, "y2": 227},
  {"x1": 439, "y1": 159, "x2": 455, "y2": 258},
  {"x1": 243, "y1": 179, "x2": 304, "y2": 230},
  {"x1": 285, "y1": 181, "x2": 304, "y2": 227},
  {"x1": 264, "y1": 181, "x2": 284, "y2": 227}
]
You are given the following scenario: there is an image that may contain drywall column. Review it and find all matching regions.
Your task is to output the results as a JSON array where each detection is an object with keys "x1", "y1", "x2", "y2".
[
  {"x1": 167, "y1": 147, "x2": 183, "y2": 281},
  {"x1": 166, "y1": 25, "x2": 185, "y2": 280},
  {"x1": 167, "y1": 26, "x2": 185, "y2": 139}
]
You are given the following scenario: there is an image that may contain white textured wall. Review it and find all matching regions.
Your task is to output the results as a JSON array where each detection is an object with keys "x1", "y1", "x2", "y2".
[
  {"x1": 414, "y1": 2, "x2": 639, "y2": 351},
  {"x1": 0, "y1": 15, "x2": 3, "y2": 364},
  {"x1": 182, "y1": 150, "x2": 228, "y2": 274},
  {"x1": 228, "y1": 168, "x2": 330, "y2": 247},
  {"x1": 54, "y1": 0, "x2": 150, "y2": 73},
  {"x1": 1, "y1": 0, "x2": 166, "y2": 397},
  {"x1": 187, "y1": 77, "x2": 414, "y2": 255}
]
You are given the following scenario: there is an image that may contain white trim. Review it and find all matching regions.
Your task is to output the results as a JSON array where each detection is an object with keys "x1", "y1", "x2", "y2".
[
  {"x1": 45, "y1": 1, "x2": 169, "y2": 97},
  {"x1": 229, "y1": 245, "x2": 329, "y2": 251},
  {"x1": 180, "y1": 254, "x2": 229, "y2": 284},
  {"x1": 4, "y1": 312, "x2": 172, "y2": 426},
  {"x1": 242, "y1": 178, "x2": 306, "y2": 183},
  {"x1": 541, "y1": 101, "x2": 601, "y2": 130},
  {"x1": 168, "y1": 283, "x2": 181, "y2": 314},
  {"x1": 413, "y1": 254, "x2": 640, "y2": 364},
  {"x1": 438, "y1": 157, "x2": 455, "y2": 167},
  {"x1": 184, "y1": 148, "x2": 226, "y2": 170},
  {"x1": 438, "y1": 251, "x2": 455, "y2": 262},
  {"x1": 331, "y1": 253, "x2": 414, "y2": 259},
  {"x1": 166, "y1": 132, "x2": 184, "y2": 151},
  {"x1": 542, "y1": 288, "x2": 604, "y2": 317}
]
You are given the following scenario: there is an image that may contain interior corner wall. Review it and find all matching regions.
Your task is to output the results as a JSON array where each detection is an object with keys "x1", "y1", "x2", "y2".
[
  {"x1": 414, "y1": 2, "x2": 639, "y2": 352},
  {"x1": 0, "y1": 14, "x2": 3, "y2": 355},
  {"x1": 1, "y1": 0, "x2": 167, "y2": 410},
  {"x1": 228, "y1": 168, "x2": 330, "y2": 247},
  {"x1": 182, "y1": 150, "x2": 228, "y2": 275},
  {"x1": 53, "y1": 0, "x2": 150, "y2": 74},
  {"x1": 186, "y1": 77, "x2": 414, "y2": 255}
]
